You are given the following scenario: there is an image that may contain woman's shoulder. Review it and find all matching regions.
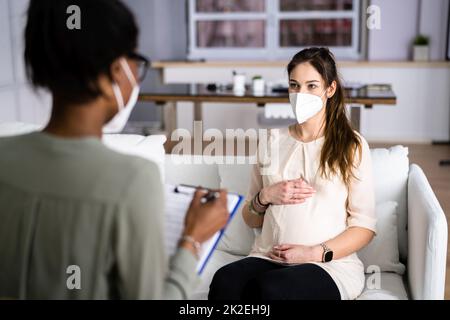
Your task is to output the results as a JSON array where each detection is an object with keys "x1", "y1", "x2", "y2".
[
  {"x1": 354, "y1": 130, "x2": 367, "y2": 142},
  {"x1": 352, "y1": 131, "x2": 372, "y2": 167},
  {"x1": 353, "y1": 131, "x2": 370, "y2": 151}
]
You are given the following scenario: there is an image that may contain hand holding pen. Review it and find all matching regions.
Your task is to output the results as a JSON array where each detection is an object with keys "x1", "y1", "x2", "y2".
[
  {"x1": 174, "y1": 184, "x2": 221, "y2": 204},
  {"x1": 178, "y1": 185, "x2": 229, "y2": 256}
]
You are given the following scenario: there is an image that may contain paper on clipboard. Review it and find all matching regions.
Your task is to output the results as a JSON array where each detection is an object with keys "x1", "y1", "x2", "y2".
[{"x1": 164, "y1": 184, "x2": 243, "y2": 274}]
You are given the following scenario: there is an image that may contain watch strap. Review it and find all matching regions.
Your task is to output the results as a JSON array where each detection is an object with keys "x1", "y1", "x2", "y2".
[{"x1": 320, "y1": 243, "x2": 332, "y2": 262}]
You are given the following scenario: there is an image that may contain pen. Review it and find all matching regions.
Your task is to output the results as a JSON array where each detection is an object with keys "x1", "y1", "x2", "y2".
[
  {"x1": 201, "y1": 191, "x2": 220, "y2": 203},
  {"x1": 179, "y1": 184, "x2": 207, "y2": 190},
  {"x1": 174, "y1": 184, "x2": 220, "y2": 203},
  {"x1": 174, "y1": 184, "x2": 206, "y2": 194}
]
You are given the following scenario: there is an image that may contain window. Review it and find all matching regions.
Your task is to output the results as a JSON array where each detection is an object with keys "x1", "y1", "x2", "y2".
[{"x1": 188, "y1": 0, "x2": 363, "y2": 60}]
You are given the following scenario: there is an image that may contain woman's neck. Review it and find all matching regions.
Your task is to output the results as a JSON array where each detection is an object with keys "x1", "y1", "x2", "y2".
[
  {"x1": 43, "y1": 98, "x2": 107, "y2": 139},
  {"x1": 292, "y1": 113, "x2": 326, "y2": 143}
]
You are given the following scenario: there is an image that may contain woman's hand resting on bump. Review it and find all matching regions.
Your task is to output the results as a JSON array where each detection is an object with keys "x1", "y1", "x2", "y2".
[
  {"x1": 259, "y1": 178, "x2": 316, "y2": 206},
  {"x1": 268, "y1": 244, "x2": 321, "y2": 264}
]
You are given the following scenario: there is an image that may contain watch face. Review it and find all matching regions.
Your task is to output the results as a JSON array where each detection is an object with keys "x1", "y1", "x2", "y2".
[{"x1": 324, "y1": 251, "x2": 333, "y2": 262}]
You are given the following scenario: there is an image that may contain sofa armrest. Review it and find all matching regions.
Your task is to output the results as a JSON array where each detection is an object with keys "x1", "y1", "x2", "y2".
[{"x1": 407, "y1": 164, "x2": 448, "y2": 300}]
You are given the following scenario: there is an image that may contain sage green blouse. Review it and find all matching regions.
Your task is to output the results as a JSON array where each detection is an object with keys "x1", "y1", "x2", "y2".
[{"x1": 0, "y1": 132, "x2": 198, "y2": 299}]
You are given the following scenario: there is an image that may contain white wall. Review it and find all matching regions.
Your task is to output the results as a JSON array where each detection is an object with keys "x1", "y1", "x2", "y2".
[
  {"x1": 368, "y1": 0, "x2": 420, "y2": 61},
  {"x1": 0, "y1": 0, "x2": 51, "y2": 125},
  {"x1": 419, "y1": 0, "x2": 450, "y2": 60},
  {"x1": 123, "y1": 0, "x2": 188, "y2": 123},
  {"x1": 369, "y1": 0, "x2": 449, "y2": 61},
  {"x1": 161, "y1": 64, "x2": 450, "y2": 143},
  {"x1": 341, "y1": 66, "x2": 450, "y2": 142}
]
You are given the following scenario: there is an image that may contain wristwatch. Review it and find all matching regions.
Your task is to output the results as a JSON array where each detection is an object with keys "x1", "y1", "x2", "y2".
[{"x1": 320, "y1": 243, "x2": 333, "y2": 263}]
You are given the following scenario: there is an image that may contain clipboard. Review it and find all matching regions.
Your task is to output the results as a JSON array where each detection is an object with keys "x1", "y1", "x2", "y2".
[{"x1": 164, "y1": 184, "x2": 243, "y2": 274}]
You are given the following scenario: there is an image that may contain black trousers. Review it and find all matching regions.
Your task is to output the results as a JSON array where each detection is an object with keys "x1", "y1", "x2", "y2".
[{"x1": 208, "y1": 257, "x2": 341, "y2": 300}]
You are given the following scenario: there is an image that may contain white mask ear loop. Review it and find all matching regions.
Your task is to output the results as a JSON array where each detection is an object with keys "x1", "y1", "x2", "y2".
[
  {"x1": 112, "y1": 58, "x2": 137, "y2": 112},
  {"x1": 315, "y1": 89, "x2": 328, "y2": 140},
  {"x1": 112, "y1": 83, "x2": 124, "y2": 111},
  {"x1": 120, "y1": 58, "x2": 137, "y2": 87}
]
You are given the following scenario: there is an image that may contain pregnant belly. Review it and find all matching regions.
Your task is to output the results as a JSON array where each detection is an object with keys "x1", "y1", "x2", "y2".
[{"x1": 260, "y1": 203, "x2": 347, "y2": 247}]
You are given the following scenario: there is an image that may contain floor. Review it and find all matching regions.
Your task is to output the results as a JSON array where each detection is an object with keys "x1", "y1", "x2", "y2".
[{"x1": 165, "y1": 139, "x2": 450, "y2": 299}]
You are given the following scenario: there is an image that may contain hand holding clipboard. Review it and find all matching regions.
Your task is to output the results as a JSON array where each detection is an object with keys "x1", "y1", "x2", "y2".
[{"x1": 165, "y1": 184, "x2": 243, "y2": 274}]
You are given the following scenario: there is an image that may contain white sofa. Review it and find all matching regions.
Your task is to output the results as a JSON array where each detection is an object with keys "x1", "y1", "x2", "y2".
[
  {"x1": 165, "y1": 149, "x2": 448, "y2": 300},
  {"x1": 0, "y1": 123, "x2": 447, "y2": 300}
]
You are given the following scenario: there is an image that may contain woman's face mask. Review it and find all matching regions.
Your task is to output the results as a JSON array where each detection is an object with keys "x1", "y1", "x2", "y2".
[
  {"x1": 289, "y1": 90, "x2": 326, "y2": 124},
  {"x1": 103, "y1": 58, "x2": 140, "y2": 134}
]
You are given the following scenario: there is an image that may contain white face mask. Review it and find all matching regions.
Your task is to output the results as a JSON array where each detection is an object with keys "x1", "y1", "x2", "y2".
[
  {"x1": 103, "y1": 58, "x2": 140, "y2": 134},
  {"x1": 289, "y1": 91, "x2": 326, "y2": 124}
]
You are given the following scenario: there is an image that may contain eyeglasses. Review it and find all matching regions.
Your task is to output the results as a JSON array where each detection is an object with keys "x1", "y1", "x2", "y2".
[{"x1": 127, "y1": 52, "x2": 150, "y2": 82}]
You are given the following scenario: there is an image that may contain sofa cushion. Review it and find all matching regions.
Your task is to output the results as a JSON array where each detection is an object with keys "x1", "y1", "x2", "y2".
[
  {"x1": 371, "y1": 146, "x2": 409, "y2": 260},
  {"x1": 102, "y1": 134, "x2": 167, "y2": 182},
  {"x1": 216, "y1": 158, "x2": 256, "y2": 256},
  {"x1": 164, "y1": 154, "x2": 221, "y2": 189},
  {"x1": 0, "y1": 122, "x2": 42, "y2": 137},
  {"x1": 358, "y1": 201, "x2": 406, "y2": 275},
  {"x1": 357, "y1": 273, "x2": 408, "y2": 300}
]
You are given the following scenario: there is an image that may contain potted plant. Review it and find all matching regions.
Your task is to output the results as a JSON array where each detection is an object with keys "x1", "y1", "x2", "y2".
[{"x1": 412, "y1": 35, "x2": 430, "y2": 61}]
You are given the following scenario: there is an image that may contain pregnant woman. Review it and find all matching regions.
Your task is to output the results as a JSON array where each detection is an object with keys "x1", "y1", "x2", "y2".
[{"x1": 209, "y1": 47, "x2": 377, "y2": 300}]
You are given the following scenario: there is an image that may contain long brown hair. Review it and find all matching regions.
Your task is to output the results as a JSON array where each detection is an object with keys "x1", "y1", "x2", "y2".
[{"x1": 287, "y1": 47, "x2": 361, "y2": 187}]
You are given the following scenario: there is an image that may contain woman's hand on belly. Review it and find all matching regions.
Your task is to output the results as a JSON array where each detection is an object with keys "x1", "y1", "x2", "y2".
[
  {"x1": 260, "y1": 178, "x2": 316, "y2": 206},
  {"x1": 268, "y1": 244, "x2": 321, "y2": 264}
]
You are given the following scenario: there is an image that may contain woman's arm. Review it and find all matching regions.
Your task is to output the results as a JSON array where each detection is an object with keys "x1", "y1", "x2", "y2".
[
  {"x1": 327, "y1": 136, "x2": 377, "y2": 259},
  {"x1": 270, "y1": 227, "x2": 374, "y2": 263},
  {"x1": 242, "y1": 162, "x2": 265, "y2": 228},
  {"x1": 242, "y1": 201, "x2": 265, "y2": 229},
  {"x1": 118, "y1": 161, "x2": 220, "y2": 299},
  {"x1": 318, "y1": 135, "x2": 377, "y2": 260},
  {"x1": 314, "y1": 227, "x2": 374, "y2": 261}
]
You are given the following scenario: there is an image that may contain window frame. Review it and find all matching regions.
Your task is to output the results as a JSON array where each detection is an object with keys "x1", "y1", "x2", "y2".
[{"x1": 188, "y1": 0, "x2": 364, "y2": 60}]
